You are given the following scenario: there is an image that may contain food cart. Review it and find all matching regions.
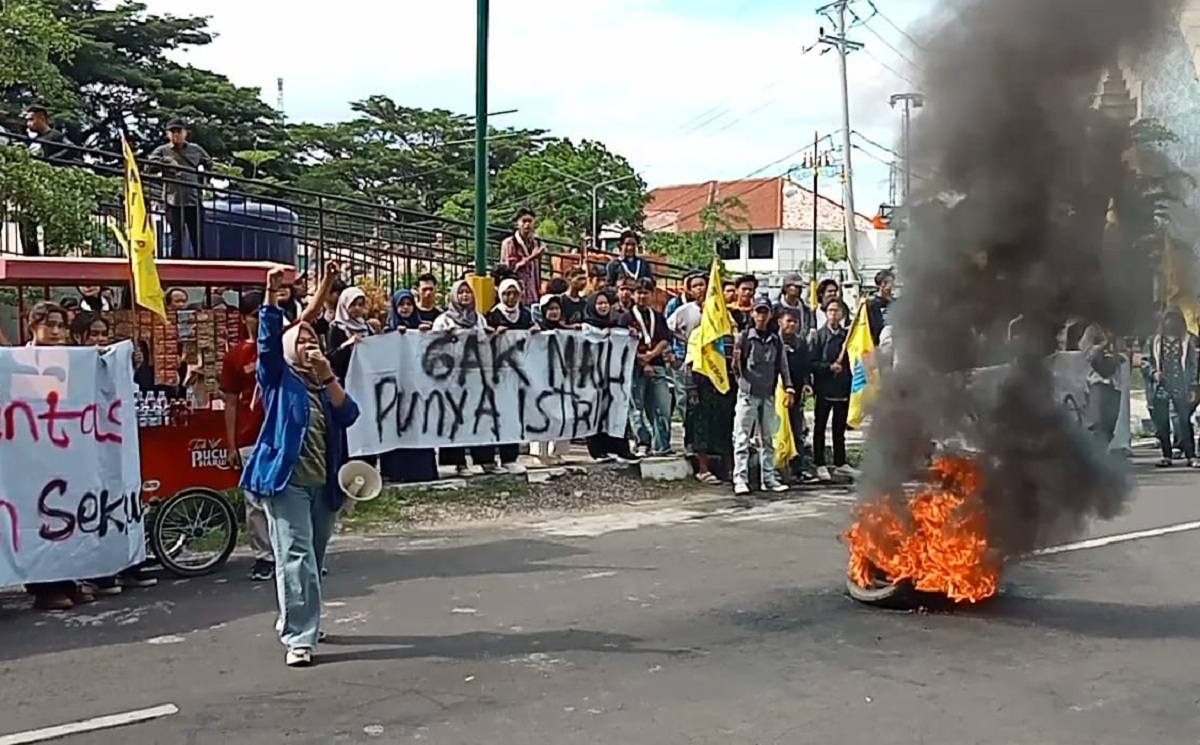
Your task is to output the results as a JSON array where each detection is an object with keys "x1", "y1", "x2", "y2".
[{"x1": 0, "y1": 255, "x2": 295, "y2": 577}]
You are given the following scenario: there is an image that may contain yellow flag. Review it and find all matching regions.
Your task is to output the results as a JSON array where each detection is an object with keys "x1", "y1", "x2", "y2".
[
  {"x1": 845, "y1": 301, "x2": 878, "y2": 428},
  {"x1": 685, "y1": 258, "x2": 734, "y2": 393},
  {"x1": 119, "y1": 134, "x2": 166, "y2": 319},
  {"x1": 809, "y1": 279, "x2": 819, "y2": 309},
  {"x1": 773, "y1": 379, "x2": 797, "y2": 469}
]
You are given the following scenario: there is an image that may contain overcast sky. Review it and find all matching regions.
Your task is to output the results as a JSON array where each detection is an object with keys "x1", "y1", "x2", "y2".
[{"x1": 141, "y1": 0, "x2": 934, "y2": 218}]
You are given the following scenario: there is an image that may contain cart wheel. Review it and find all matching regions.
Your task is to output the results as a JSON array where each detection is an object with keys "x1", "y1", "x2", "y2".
[{"x1": 151, "y1": 487, "x2": 239, "y2": 578}]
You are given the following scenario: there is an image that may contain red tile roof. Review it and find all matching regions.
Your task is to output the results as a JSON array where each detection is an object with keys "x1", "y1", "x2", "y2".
[
  {"x1": 645, "y1": 177, "x2": 872, "y2": 233},
  {"x1": 645, "y1": 177, "x2": 783, "y2": 232}
]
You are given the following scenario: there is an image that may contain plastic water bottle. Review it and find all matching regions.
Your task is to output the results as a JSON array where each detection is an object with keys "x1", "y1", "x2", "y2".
[{"x1": 153, "y1": 391, "x2": 167, "y2": 427}]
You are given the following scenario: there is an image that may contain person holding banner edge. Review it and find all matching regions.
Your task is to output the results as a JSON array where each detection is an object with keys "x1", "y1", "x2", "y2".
[
  {"x1": 22, "y1": 301, "x2": 97, "y2": 611},
  {"x1": 242, "y1": 265, "x2": 361, "y2": 668}
]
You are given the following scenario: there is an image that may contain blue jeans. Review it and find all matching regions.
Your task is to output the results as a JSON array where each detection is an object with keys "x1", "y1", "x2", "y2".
[
  {"x1": 673, "y1": 360, "x2": 693, "y2": 449},
  {"x1": 632, "y1": 364, "x2": 673, "y2": 453},
  {"x1": 733, "y1": 391, "x2": 781, "y2": 487},
  {"x1": 263, "y1": 482, "x2": 337, "y2": 650}
]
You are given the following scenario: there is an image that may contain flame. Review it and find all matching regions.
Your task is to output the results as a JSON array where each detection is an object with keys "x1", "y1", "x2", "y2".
[{"x1": 844, "y1": 454, "x2": 1000, "y2": 603}]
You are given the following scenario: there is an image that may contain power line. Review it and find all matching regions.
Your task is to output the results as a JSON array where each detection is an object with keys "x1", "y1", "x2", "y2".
[
  {"x1": 662, "y1": 167, "x2": 791, "y2": 231},
  {"x1": 649, "y1": 142, "x2": 820, "y2": 216},
  {"x1": 864, "y1": 0, "x2": 922, "y2": 49},
  {"x1": 862, "y1": 47, "x2": 918, "y2": 88},
  {"x1": 851, "y1": 129, "x2": 900, "y2": 158},
  {"x1": 851, "y1": 130, "x2": 936, "y2": 183},
  {"x1": 849, "y1": 7, "x2": 921, "y2": 72}
]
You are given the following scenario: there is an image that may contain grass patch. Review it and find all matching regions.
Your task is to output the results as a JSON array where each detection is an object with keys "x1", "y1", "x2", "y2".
[{"x1": 337, "y1": 477, "x2": 534, "y2": 531}]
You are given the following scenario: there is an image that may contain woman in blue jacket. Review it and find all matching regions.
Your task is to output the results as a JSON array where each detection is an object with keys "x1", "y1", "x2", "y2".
[{"x1": 242, "y1": 266, "x2": 361, "y2": 668}]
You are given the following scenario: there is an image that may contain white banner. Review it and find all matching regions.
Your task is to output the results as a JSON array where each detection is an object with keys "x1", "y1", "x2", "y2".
[
  {"x1": 0, "y1": 341, "x2": 145, "y2": 585},
  {"x1": 346, "y1": 330, "x2": 638, "y2": 454}
]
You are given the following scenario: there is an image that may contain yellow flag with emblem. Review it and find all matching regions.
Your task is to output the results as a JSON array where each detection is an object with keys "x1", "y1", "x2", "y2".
[
  {"x1": 685, "y1": 259, "x2": 734, "y2": 393},
  {"x1": 845, "y1": 300, "x2": 878, "y2": 427},
  {"x1": 110, "y1": 133, "x2": 166, "y2": 319}
]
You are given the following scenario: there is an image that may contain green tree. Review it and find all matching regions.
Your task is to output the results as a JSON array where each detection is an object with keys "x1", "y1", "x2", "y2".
[
  {"x1": 0, "y1": 145, "x2": 117, "y2": 254},
  {"x1": 0, "y1": 1, "x2": 115, "y2": 254},
  {"x1": 645, "y1": 197, "x2": 749, "y2": 271},
  {"x1": 442, "y1": 139, "x2": 646, "y2": 239},
  {"x1": 2, "y1": 1, "x2": 281, "y2": 164},
  {"x1": 288, "y1": 95, "x2": 547, "y2": 214},
  {"x1": 819, "y1": 234, "x2": 848, "y2": 263},
  {"x1": 0, "y1": 0, "x2": 80, "y2": 111}
]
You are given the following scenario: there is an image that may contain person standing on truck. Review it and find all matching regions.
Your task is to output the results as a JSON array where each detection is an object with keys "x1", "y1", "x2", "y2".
[{"x1": 149, "y1": 119, "x2": 213, "y2": 259}]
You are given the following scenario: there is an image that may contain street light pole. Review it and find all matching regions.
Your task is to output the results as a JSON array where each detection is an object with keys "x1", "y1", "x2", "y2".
[
  {"x1": 590, "y1": 175, "x2": 637, "y2": 251},
  {"x1": 473, "y1": 0, "x2": 490, "y2": 278},
  {"x1": 544, "y1": 165, "x2": 636, "y2": 250},
  {"x1": 889, "y1": 92, "x2": 925, "y2": 204}
]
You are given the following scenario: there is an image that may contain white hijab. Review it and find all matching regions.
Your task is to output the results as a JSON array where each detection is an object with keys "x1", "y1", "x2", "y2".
[
  {"x1": 492, "y1": 278, "x2": 522, "y2": 324},
  {"x1": 280, "y1": 321, "x2": 322, "y2": 389},
  {"x1": 333, "y1": 287, "x2": 372, "y2": 336}
]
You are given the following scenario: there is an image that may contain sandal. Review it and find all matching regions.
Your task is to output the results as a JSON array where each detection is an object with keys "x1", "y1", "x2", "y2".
[{"x1": 695, "y1": 472, "x2": 720, "y2": 485}]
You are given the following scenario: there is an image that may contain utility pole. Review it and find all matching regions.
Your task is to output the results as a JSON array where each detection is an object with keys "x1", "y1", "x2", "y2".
[
  {"x1": 817, "y1": 0, "x2": 864, "y2": 280},
  {"x1": 472, "y1": 0, "x2": 492, "y2": 309},
  {"x1": 889, "y1": 92, "x2": 925, "y2": 204},
  {"x1": 784, "y1": 134, "x2": 839, "y2": 308}
]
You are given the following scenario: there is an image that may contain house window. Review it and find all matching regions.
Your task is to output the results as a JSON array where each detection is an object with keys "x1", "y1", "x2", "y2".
[
  {"x1": 716, "y1": 235, "x2": 740, "y2": 260},
  {"x1": 748, "y1": 232, "x2": 775, "y2": 259}
]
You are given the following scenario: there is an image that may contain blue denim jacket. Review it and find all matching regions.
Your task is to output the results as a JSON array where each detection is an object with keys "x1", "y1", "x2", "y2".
[{"x1": 240, "y1": 304, "x2": 361, "y2": 511}]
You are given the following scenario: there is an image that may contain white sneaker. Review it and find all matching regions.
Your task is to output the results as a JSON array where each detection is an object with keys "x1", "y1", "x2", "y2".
[
  {"x1": 733, "y1": 482, "x2": 751, "y2": 496},
  {"x1": 765, "y1": 482, "x2": 789, "y2": 493},
  {"x1": 635, "y1": 446, "x2": 650, "y2": 457},
  {"x1": 835, "y1": 464, "x2": 861, "y2": 478},
  {"x1": 480, "y1": 463, "x2": 504, "y2": 475},
  {"x1": 454, "y1": 465, "x2": 471, "y2": 477},
  {"x1": 285, "y1": 647, "x2": 313, "y2": 667},
  {"x1": 505, "y1": 462, "x2": 527, "y2": 475},
  {"x1": 816, "y1": 466, "x2": 832, "y2": 482}
]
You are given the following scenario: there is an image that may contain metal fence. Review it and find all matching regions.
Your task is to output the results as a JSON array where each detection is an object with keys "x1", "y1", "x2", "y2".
[{"x1": 0, "y1": 133, "x2": 687, "y2": 292}]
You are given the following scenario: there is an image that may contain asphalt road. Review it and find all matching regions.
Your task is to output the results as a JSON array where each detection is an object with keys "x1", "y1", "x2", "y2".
[{"x1": 2, "y1": 453, "x2": 1199, "y2": 744}]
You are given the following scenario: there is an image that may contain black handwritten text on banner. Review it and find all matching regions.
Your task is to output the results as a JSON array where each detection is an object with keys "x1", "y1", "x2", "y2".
[
  {"x1": 345, "y1": 330, "x2": 637, "y2": 453},
  {"x1": 0, "y1": 341, "x2": 145, "y2": 585}
]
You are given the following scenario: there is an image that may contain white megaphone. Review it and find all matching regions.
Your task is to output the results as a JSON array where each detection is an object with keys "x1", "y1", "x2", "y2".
[{"x1": 337, "y1": 461, "x2": 383, "y2": 502}]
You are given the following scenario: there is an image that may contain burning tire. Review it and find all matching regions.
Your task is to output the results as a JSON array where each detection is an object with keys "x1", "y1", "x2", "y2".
[{"x1": 845, "y1": 567, "x2": 919, "y2": 608}]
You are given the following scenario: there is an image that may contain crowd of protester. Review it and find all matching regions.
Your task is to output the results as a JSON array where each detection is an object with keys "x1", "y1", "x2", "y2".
[{"x1": 236, "y1": 208, "x2": 902, "y2": 506}]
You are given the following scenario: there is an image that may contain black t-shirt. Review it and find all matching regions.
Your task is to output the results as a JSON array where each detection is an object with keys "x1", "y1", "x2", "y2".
[
  {"x1": 416, "y1": 306, "x2": 442, "y2": 325},
  {"x1": 560, "y1": 294, "x2": 587, "y2": 327},
  {"x1": 30, "y1": 128, "x2": 81, "y2": 165},
  {"x1": 619, "y1": 307, "x2": 671, "y2": 367},
  {"x1": 485, "y1": 306, "x2": 535, "y2": 331},
  {"x1": 731, "y1": 308, "x2": 753, "y2": 332}
]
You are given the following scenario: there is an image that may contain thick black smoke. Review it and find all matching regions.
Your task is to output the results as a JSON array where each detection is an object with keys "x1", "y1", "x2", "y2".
[{"x1": 863, "y1": 0, "x2": 1182, "y2": 555}]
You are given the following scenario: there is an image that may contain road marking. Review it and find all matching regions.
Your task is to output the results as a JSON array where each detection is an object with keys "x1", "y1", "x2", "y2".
[
  {"x1": 0, "y1": 704, "x2": 179, "y2": 745},
  {"x1": 1033, "y1": 520, "x2": 1200, "y2": 556}
]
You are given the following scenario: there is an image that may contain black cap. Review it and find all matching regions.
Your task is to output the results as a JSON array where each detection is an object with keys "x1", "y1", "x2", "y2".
[
  {"x1": 752, "y1": 294, "x2": 772, "y2": 311},
  {"x1": 165, "y1": 118, "x2": 187, "y2": 131}
]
